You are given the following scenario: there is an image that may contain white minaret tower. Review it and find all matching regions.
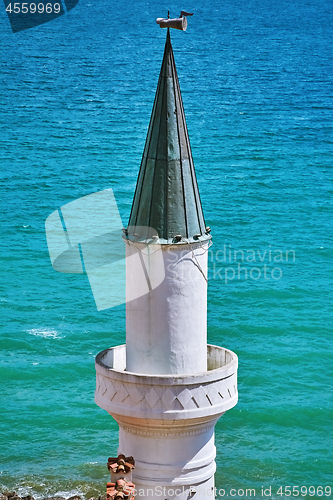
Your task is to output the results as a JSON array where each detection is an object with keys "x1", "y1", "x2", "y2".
[{"x1": 95, "y1": 27, "x2": 238, "y2": 500}]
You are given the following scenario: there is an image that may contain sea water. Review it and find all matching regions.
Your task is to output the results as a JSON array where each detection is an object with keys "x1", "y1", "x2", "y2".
[{"x1": 0, "y1": 0, "x2": 332, "y2": 498}]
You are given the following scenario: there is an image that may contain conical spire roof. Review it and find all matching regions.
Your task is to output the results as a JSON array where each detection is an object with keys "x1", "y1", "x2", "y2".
[{"x1": 127, "y1": 30, "x2": 210, "y2": 244}]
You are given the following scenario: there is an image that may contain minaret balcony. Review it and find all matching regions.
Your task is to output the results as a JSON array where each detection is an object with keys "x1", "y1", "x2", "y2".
[{"x1": 95, "y1": 344, "x2": 238, "y2": 421}]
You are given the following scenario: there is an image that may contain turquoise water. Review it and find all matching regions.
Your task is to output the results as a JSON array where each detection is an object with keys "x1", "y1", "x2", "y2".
[{"x1": 1, "y1": 0, "x2": 332, "y2": 498}]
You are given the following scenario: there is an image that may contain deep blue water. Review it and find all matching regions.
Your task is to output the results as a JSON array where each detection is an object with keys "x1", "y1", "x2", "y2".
[{"x1": 1, "y1": 0, "x2": 332, "y2": 498}]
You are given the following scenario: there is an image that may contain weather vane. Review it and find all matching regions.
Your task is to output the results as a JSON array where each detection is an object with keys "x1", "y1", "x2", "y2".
[{"x1": 156, "y1": 10, "x2": 193, "y2": 31}]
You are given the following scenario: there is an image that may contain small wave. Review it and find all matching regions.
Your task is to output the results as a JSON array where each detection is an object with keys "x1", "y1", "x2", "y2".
[
  {"x1": 53, "y1": 490, "x2": 84, "y2": 499},
  {"x1": 14, "y1": 486, "x2": 85, "y2": 500},
  {"x1": 27, "y1": 328, "x2": 62, "y2": 339}
]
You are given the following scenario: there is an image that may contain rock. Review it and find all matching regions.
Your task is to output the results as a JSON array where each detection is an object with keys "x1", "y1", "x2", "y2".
[
  {"x1": 98, "y1": 495, "x2": 106, "y2": 500},
  {"x1": 67, "y1": 497, "x2": 82, "y2": 500},
  {"x1": 2, "y1": 493, "x2": 16, "y2": 499},
  {"x1": 22, "y1": 496, "x2": 34, "y2": 500}
]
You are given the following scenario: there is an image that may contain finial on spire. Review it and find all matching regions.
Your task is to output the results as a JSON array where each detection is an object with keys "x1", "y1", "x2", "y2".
[{"x1": 156, "y1": 10, "x2": 193, "y2": 31}]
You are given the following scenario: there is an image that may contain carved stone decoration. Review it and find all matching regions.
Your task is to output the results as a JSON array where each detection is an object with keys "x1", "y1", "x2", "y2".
[{"x1": 95, "y1": 344, "x2": 237, "y2": 421}]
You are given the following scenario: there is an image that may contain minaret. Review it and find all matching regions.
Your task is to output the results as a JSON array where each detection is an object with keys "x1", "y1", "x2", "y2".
[{"x1": 95, "y1": 28, "x2": 238, "y2": 500}]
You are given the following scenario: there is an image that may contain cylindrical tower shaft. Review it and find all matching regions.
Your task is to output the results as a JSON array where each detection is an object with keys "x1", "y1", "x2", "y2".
[{"x1": 126, "y1": 241, "x2": 209, "y2": 375}]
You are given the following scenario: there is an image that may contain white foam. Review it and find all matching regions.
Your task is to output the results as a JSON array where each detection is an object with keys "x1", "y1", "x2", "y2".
[{"x1": 27, "y1": 328, "x2": 62, "y2": 339}]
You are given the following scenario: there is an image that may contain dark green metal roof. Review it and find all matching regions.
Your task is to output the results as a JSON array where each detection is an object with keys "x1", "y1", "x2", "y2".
[{"x1": 127, "y1": 30, "x2": 210, "y2": 245}]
